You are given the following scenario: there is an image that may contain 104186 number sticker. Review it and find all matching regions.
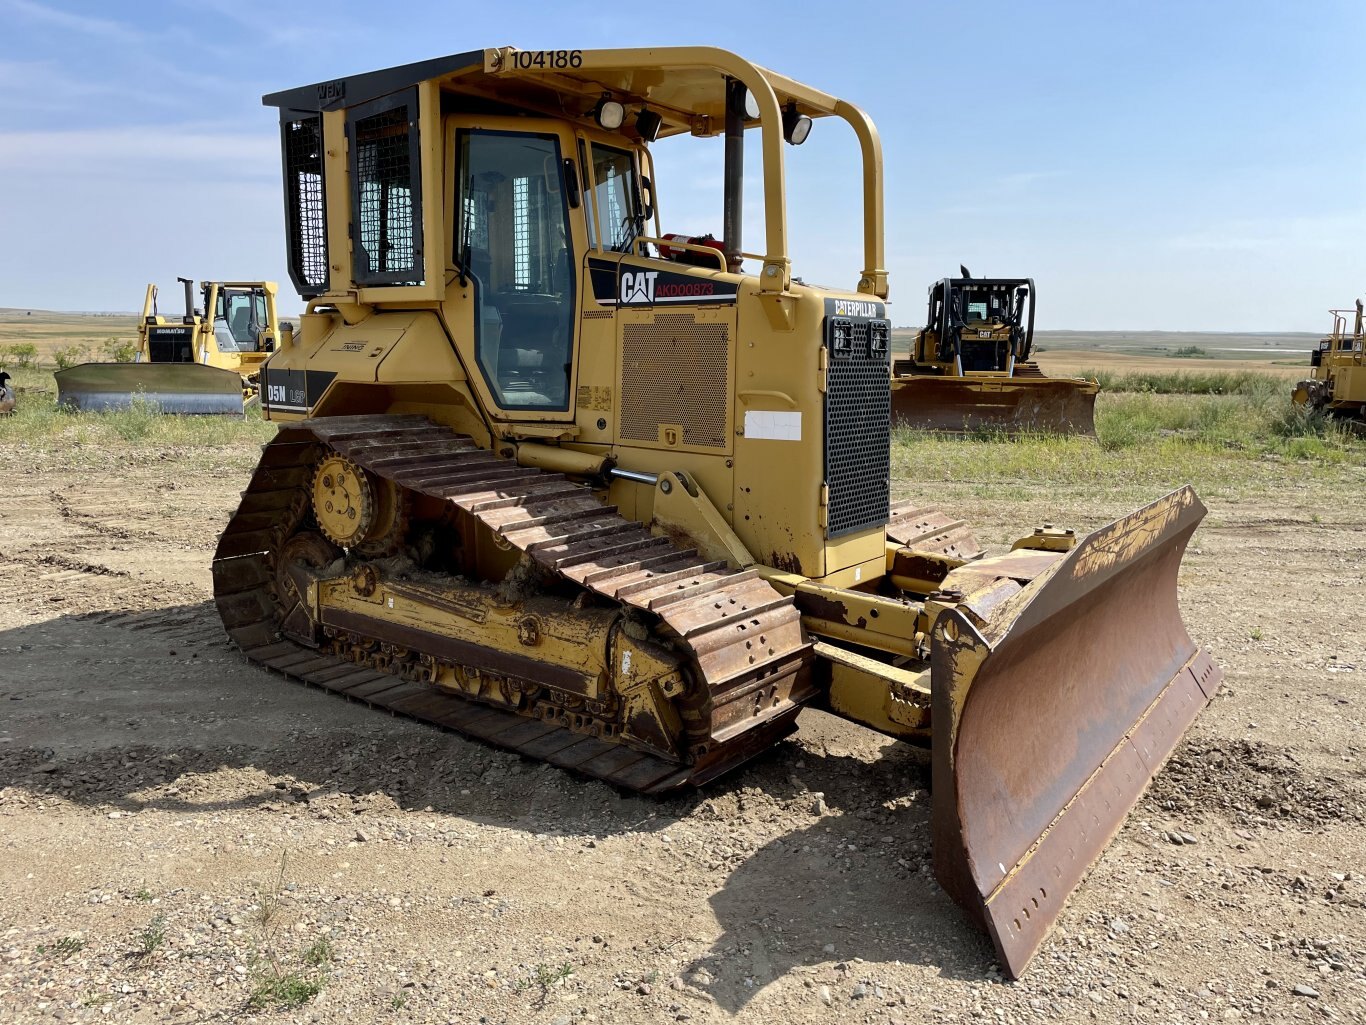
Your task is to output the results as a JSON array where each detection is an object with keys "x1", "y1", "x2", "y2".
[{"x1": 511, "y1": 49, "x2": 583, "y2": 70}]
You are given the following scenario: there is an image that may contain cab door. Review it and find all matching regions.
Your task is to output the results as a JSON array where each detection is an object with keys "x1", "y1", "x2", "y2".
[{"x1": 450, "y1": 118, "x2": 584, "y2": 421}]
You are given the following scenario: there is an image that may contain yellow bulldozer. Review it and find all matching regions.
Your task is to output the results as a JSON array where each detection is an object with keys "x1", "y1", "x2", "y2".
[
  {"x1": 1293, "y1": 299, "x2": 1366, "y2": 423},
  {"x1": 891, "y1": 271, "x2": 1099, "y2": 433},
  {"x1": 55, "y1": 278, "x2": 283, "y2": 414},
  {"x1": 212, "y1": 46, "x2": 1220, "y2": 977}
]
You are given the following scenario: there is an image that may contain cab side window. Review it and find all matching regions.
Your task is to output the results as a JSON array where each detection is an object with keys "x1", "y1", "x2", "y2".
[{"x1": 590, "y1": 144, "x2": 641, "y2": 252}]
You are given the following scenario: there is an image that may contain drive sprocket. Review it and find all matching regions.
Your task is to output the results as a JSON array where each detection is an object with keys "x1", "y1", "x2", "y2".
[{"x1": 311, "y1": 454, "x2": 400, "y2": 549}]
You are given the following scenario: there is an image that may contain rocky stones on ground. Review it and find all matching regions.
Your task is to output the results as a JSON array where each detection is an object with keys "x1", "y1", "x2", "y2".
[{"x1": 2, "y1": 448, "x2": 1364, "y2": 1024}]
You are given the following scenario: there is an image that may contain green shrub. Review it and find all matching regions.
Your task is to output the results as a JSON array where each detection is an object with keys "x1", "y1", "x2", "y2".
[
  {"x1": 53, "y1": 344, "x2": 92, "y2": 370},
  {"x1": 107, "y1": 395, "x2": 165, "y2": 441},
  {"x1": 1265, "y1": 400, "x2": 1358, "y2": 442},
  {"x1": 37, "y1": 937, "x2": 86, "y2": 958},
  {"x1": 137, "y1": 915, "x2": 167, "y2": 956},
  {"x1": 1172, "y1": 345, "x2": 1207, "y2": 358},
  {"x1": 1, "y1": 343, "x2": 38, "y2": 369},
  {"x1": 101, "y1": 337, "x2": 138, "y2": 363},
  {"x1": 247, "y1": 970, "x2": 326, "y2": 1010}
]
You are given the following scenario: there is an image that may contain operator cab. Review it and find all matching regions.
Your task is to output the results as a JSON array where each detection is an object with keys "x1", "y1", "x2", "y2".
[
  {"x1": 212, "y1": 286, "x2": 271, "y2": 353},
  {"x1": 263, "y1": 48, "x2": 885, "y2": 435},
  {"x1": 928, "y1": 277, "x2": 1034, "y2": 372}
]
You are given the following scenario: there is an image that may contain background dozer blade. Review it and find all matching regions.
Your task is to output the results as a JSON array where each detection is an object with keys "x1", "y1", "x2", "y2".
[
  {"x1": 54, "y1": 363, "x2": 245, "y2": 415},
  {"x1": 891, "y1": 376, "x2": 1098, "y2": 435},
  {"x1": 929, "y1": 486, "x2": 1220, "y2": 977}
]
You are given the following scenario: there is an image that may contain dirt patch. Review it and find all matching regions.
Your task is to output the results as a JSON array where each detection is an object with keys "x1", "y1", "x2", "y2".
[
  {"x1": 1149, "y1": 738, "x2": 1366, "y2": 829},
  {"x1": 2, "y1": 448, "x2": 1365, "y2": 1023}
]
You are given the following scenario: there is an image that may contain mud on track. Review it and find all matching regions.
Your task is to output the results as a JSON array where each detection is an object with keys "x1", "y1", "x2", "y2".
[{"x1": 2, "y1": 451, "x2": 1364, "y2": 1023}]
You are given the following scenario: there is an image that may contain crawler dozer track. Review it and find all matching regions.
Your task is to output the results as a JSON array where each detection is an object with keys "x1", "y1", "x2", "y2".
[{"x1": 212, "y1": 415, "x2": 813, "y2": 793}]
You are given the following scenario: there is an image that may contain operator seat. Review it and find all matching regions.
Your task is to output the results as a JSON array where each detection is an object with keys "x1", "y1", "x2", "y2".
[{"x1": 230, "y1": 306, "x2": 256, "y2": 350}]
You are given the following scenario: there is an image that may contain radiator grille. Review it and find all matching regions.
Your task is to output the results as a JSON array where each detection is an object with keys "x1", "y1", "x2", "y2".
[
  {"x1": 620, "y1": 314, "x2": 729, "y2": 448},
  {"x1": 351, "y1": 95, "x2": 423, "y2": 286},
  {"x1": 282, "y1": 114, "x2": 328, "y2": 297},
  {"x1": 824, "y1": 316, "x2": 891, "y2": 537},
  {"x1": 147, "y1": 327, "x2": 194, "y2": 364}
]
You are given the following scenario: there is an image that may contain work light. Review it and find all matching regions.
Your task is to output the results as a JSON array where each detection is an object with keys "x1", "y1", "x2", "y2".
[
  {"x1": 783, "y1": 102, "x2": 812, "y2": 145},
  {"x1": 635, "y1": 108, "x2": 663, "y2": 142},
  {"x1": 593, "y1": 97, "x2": 625, "y2": 130}
]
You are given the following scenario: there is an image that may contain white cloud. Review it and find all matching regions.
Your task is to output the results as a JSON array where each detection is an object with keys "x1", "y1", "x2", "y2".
[
  {"x1": 172, "y1": 0, "x2": 348, "y2": 48},
  {"x1": 0, "y1": 58, "x2": 183, "y2": 112},
  {"x1": 0, "y1": 127, "x2": 277, "y2": 173},
  {"x1": 0, "y1": 171, "x2": 290, "y2": 312},
  {"x1": 0, "y1": 7, "x2": 244, "y2": 103},
  {"x1": 2, "y1": 0, "x2": 144, "y2": 42}
]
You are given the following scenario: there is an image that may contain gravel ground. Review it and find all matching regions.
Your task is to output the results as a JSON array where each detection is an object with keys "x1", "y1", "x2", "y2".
[{"x1": 1, "y1": 446, "x2": 1363, "y2": 1024}]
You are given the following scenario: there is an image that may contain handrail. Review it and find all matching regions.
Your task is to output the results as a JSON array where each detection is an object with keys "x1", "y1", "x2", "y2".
[
  {"x1": 487, "y1": 46, "x2": 889, "y2": 299},
  {"x1": 1326, "y1": 308, "x2": 1365, "y2": 352},
  {"x1": 633, "y1": 236, "x2": 728, "y2": 272}
]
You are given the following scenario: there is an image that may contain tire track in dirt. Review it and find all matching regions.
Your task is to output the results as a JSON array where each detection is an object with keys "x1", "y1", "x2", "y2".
[{"x1": 3, "y1": 455, "x2": 1366, "y2": 1022}]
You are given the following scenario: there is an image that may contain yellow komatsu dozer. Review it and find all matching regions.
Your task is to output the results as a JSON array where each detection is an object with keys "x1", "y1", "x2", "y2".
[
  {"x1": 212, "y1": 47, "x2": 1221, "y2": 977},
  {"x1": 891, "y1": 272, "x2": 1099, "y2": 434},
  {"x1": 1293, "y1": 298, "x2": 1366, "y2": 424},
  {"x1": 56, "y1": 278, "x2": 284, "y2": 414}
]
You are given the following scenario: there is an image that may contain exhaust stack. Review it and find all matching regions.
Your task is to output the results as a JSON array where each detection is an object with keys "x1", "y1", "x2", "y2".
[
  {"x1": 178, "y1": 276, "x2": 196, "y2": 324},
  {"x1": 723, "y1": 78, "x2": 744, "y2": 273}
]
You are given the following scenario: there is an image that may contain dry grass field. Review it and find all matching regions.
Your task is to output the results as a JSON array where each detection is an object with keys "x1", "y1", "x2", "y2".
[
  {"x1": 1, "y1": 313, "x2": 1363, "y2": 1024},
  {"x1": 893, "y1": 325, "x2": 1317, "y2": 380},
  {"x1": 0, "y1": 308, "x2": 139, "y2": 365},
  {"x1": 1034, "y1": 349, "x2": 1309, "y2": 382}
]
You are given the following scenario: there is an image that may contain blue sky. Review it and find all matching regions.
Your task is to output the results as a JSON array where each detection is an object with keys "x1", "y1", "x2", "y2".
[{"x1": 1, "y1": 0, "x2": 1361, "y2": 329}]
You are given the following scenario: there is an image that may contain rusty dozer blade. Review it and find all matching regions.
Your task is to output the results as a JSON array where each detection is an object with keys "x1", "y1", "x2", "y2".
[
  {"x1": 929, "y1": 486, "x2": 1220, "y2": 977},
  {"x1": 891, "y1": 374, "x2": 1098, "y2": 435},
  {"x1": 55, "y1": 362, "x2": 245, "y2": 415}
]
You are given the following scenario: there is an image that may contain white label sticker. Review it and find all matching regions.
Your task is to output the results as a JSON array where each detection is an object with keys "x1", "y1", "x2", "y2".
[
  {"x1": 621, "y1": 650, "x2": 632, "y2": 676},
  {"x1": 744, "y1": 410, "x2": 802, "y2": 441}
]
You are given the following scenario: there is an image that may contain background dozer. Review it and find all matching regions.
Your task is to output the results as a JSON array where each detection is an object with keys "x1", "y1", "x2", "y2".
[
  {"x1": 55, "y1": 278, "x2": 283, "y2": 414},
  {"x1": 1293, "y1": 299, "x2": 1366, "y2": 424},
  {"x1": 891, "y1": 271, "x2": 1099, "y2": 433},
  {"x1": 212, "y1": 46, "x2": 1220, "y2": 977}
]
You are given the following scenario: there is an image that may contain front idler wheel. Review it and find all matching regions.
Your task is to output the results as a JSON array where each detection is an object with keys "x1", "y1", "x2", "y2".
[{"x1": 273, "y1": 531, "x2": 342, "y2": 644}]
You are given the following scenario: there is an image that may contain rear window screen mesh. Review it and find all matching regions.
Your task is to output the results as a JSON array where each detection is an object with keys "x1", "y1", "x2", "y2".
[
  {"x1": 282, "y1": 115, "x2": 328, "y2": 296},
  {"x1": 352, "y1": 102, "x2": 422, "y2": 285}
]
